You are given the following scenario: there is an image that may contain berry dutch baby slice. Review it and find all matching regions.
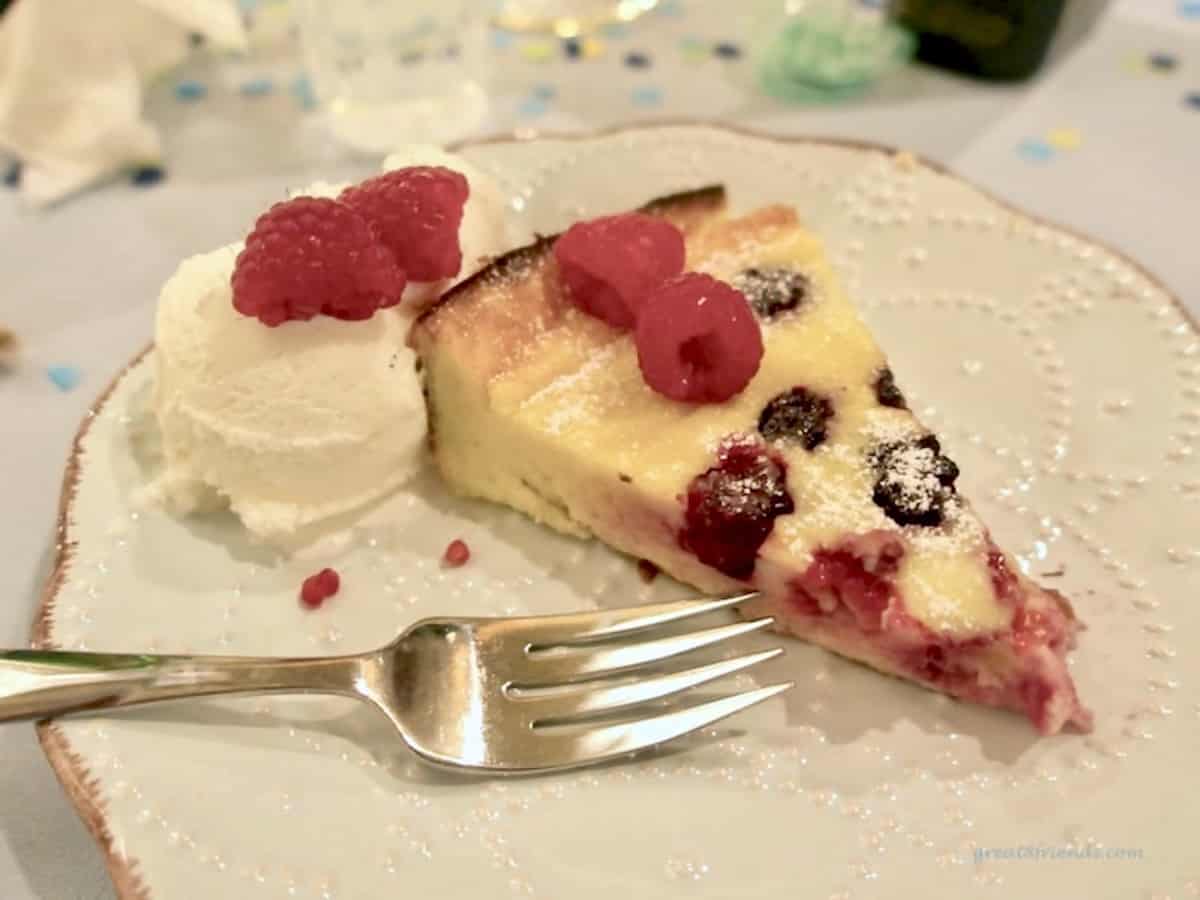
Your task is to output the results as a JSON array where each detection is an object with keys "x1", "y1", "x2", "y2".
[{"x1": 411, "y1": 186, "x2": 1091, "y2": 735}]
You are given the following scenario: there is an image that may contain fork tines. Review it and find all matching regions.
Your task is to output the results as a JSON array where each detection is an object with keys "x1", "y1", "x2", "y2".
[{"x1": 506, "y1": 593, "x2": 792, "y2": 766}]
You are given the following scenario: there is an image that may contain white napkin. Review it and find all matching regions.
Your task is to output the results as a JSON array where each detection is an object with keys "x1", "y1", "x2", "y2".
[{"x1": 0, "y1": 0, "x2": 247, "y2": 207}]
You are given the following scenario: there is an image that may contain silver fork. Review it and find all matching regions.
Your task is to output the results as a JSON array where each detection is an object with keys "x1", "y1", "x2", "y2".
[{"x1": 0, "y1": 593, "x2": 790, "y2": 774}]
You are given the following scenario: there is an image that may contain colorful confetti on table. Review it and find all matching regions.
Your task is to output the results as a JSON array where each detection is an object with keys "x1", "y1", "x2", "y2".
[
  {"x1": 1128, "y1": 50, "x2": 1183, "y2": 75},
  {"x1": 1181, "y1": 0, "x2": 1200, "y2": 19},
  {"x1": 174, "y1": 79, "x2": 208, "y2": 102},
  {"x1": 518, "y1": 95, "x2": 549, "y2": 118},
  {"x1": 1017, "y1": 125, "x2": 1084, "y2": 163},
  {"x1": 1122, "y1": 53, "x2": 1145, "y2": 74},
  {"x1": 679, "y1": 35, "x2": 709, "y2": 63},
  {"x1": 46, "y1": 365, "x2": 82, "y2": 392},
  {"x1": 517, "y1": 82, "x2": 558, "y2": 118},
  {"x1": 1016, "y1": 138, "x2": 1054, "y2": 163},
  {"x1": 1046, "y1": 127, "x2": 1082, "y2": 150},
  {"x1": 624, "y1": 50, "x2": 653, "y2": 69},
  {"x1": 130, "y1": 165, "x2": 167, "y2": 187},
  {"x1": 519, "y1": 41, "x2": 555, "y2": 63},
  {"x1": 712, "y1": 41, "x2": 742, "y2": 60},
  {"x1": 1186, "y1": 91, "x2": 1200, "y2": 109},
  {"x1": 518, "y1": 97, "x2": 549, "y2": 118},
  {"x1": 579, "y1": 36, "x2": 606, "y2": 59},
  {"x1": 555, "y1": 35, "x2": 605, "y2": 60},
  {"x1": 1149, "y1": 52, "x2": 1179, "y2": 72},
  {"x1": 289, "y1": 74, "x2": 317, "y2": 110},
  {"x1": 239, "y1": 77, "x2": 275, "y2": 97},
  {"x1": 632, "y1": 85, "x2": 664, "y2": 107}
]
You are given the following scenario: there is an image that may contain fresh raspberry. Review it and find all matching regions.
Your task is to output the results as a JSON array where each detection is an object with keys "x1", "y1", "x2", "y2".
[
  {"x1": 1012, "y1": 607, "x2": 1058, "y2": 653},
  {"x1": 300, "y1": 567, "x2": 340, "y2": 610},
  {"x1": 232, "y1": 197, "x2": 405, "y2": 326},
  {"x1": 553, "y1": 213, "x2": 686, "y2": 329},
  {"x1": 443, "y1": 538, "x2": 471, "y2": 568},
  {"x1": 680, "y1": 439, "x2": 793, "y2": 580},
  {"x1": 987, "y1": 548, "x2": 1022, "y2": 607},
  {"x1": 792, "y1": 535, "x2": 904, "y2": 632},
  {"x1": 635, "y1": 273, "x2": 764, "y2": 403},
  {"x1": 340, "y1": 167, "x2": 469, "y2": 282}
]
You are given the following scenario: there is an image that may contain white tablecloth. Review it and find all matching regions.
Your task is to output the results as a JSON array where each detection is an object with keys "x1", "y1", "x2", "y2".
[{"x1": 2, "y1": 2, "x2": 1197, "y2": 896}]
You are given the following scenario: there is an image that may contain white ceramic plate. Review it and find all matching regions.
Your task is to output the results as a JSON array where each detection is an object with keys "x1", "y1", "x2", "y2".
[{"x1": 36, "y1": 125, "x2": 1200, "y2": 900}]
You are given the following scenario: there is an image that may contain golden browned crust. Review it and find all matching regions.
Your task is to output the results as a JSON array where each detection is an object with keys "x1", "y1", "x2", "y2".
[
  {"x1": 413, "y1": 234, "x2": 555, "y2": 341},
  {"x1": 686, "y1": 204, "x2": 800, "y2": 262},
  {"x1": 638, "y1": 184, "x2": 729, "y2": 235}
]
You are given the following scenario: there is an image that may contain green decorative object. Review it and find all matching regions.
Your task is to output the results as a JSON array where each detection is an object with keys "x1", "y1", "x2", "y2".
[{"x1": 754, "y1": 1, "x2": 915, "y2": 102}]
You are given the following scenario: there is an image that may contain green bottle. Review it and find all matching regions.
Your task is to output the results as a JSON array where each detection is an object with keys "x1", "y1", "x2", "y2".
[{"x1": 889, "y1": 0, "x2": 1067, "y2": 81}]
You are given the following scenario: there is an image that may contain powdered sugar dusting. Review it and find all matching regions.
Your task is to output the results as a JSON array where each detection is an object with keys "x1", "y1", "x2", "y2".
[
  {"x1": 473, "y1": 244, "x2": 547, "y2": 297},
  {"x1": 910, "y1": 498, "x2": 985, "y2": 556},
  {"x1": 785, "y1": 413, "x2": 984, "y2": 559},
  {"x1": 735, "y1": 267, "x2": 793, "y2": 301},
  {"x1": 732, "y1": 267, "x2": 810, "y2": 318},
  {"x1": 858, "y1": 415, "x2": 982, "y2": 551},
  {"x1": 694, "y1": 245, "x2": 763, "y2": 279},
  {"x1": 521, "y1": 343, "x2": 621, "y2": 435},
  {"x1": 860, "y1": 409, "x2": 921, "y2": 446},
  {"x1": 783, "y1": 441, "x2": 887, "y2": 553},
  {"x1": 876, "y1": 442, "x2": 943, "y2": 513}
]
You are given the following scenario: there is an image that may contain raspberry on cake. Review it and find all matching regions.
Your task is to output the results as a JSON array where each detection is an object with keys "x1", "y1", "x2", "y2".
[
  {"x1": 554, "y1": 212, "x2": 687, "y2": 328},
  {"x1": 411, "y1": 186, "x2": 1091, "y2": 735},
  {"x1": 635, "y1": 273, "x2": 764, "y2": 403}
]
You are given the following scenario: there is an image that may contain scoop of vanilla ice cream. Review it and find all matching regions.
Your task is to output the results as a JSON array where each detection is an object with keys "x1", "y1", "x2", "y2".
[
  {"x1": 380, "y1": 145, "x2": 515, "y2": 309},
  {"x1": 152, "y1": 244, "x2": 426, "y2": 545}
]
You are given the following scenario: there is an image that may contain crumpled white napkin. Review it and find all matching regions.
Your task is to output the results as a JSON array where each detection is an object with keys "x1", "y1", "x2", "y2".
[{"x1": 0, "y1": 0, "x2": 246, "y2": 207}]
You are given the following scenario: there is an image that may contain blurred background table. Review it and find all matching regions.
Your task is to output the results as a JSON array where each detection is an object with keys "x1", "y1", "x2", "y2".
[{"x1": 2, "y1": 1, "x2": 1198, "y2": 897}]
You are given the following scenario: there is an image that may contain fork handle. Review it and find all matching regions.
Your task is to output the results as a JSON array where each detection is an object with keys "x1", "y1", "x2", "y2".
[{"x1": 0, "y1": 649, "x2": 362, "y2": 723}]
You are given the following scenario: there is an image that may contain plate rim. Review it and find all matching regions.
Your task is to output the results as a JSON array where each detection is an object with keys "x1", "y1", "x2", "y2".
[{"x1": 29, "y1": 122, "x2": 1197, "y2": 900}]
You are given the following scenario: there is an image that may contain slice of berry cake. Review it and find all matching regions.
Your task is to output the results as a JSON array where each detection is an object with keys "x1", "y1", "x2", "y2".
[{"x1": 411, "y1": 186, "x2": 1091, "y2": 735}]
